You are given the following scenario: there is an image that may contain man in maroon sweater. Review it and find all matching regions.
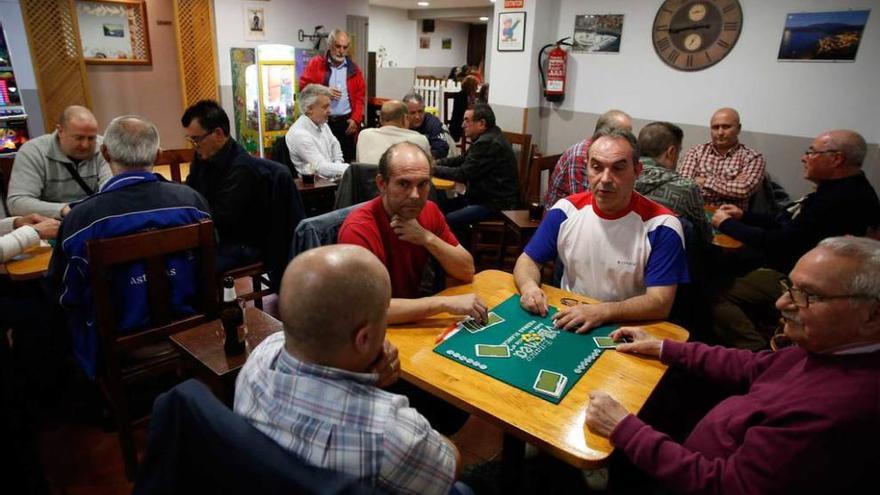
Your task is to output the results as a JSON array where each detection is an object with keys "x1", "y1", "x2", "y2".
[{"x1": 586, "y1": 235, "x2": 880, "y2": 494}]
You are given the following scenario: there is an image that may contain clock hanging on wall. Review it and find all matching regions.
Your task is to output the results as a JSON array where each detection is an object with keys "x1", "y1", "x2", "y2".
[{"x1": 652, "y1": 0, "x2": 743, "y2": 71}]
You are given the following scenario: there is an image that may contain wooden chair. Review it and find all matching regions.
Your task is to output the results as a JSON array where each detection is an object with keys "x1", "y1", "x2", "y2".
[
  {"x1": 153, "y1": 148, "x2": 194, "y2": 183},
  {"x1": 87, "y1": 219, "x2": 218, "y2": 479},
  {"x1": 469, "y1": 132, "x2": 533, "y2": 271}
]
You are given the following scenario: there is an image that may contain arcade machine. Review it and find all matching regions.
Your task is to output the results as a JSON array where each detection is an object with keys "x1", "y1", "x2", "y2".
[{"x1": 0, "y1": 20, "x2": 29, "y2": 215}]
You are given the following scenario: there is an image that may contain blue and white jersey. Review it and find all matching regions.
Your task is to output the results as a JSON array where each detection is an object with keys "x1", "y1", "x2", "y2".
[{"x1": 525, "y1": 191, "x2": 689, "y2": 301}]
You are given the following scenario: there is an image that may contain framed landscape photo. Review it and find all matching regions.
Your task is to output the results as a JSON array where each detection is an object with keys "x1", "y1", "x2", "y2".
[
  {"x1": 778, "y1": 10, "x2": 870, "y2": 62},
  {"x1": 498, "y1": 11, "x2": 526, "y2": 52},
  {"x1": 75, "y1": 0, "x2": 151, "y2": 65},
  {"x1": 573, "y1": 14, "x2": 624, "y2": 54}
]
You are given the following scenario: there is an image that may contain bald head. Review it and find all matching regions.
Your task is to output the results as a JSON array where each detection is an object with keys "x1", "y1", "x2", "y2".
[
  {"x1": 594, "y1": 109, "x2": 632, "y2": 134},
  {"x1": 58, "y1": 105, "x2": 97, "y2": 127},
  {"x1": 279, "y1": 245, "x2": 391, "y2": 363},
  {"x1": 56, "y1": 105, "x2": 98, "y2": 160},
  {"x1": 710, "y1": 107, "x2": 742, "y2": 152},
  {"x1": 102, "y1": 115, "x2": 160, "y2": 171},
  {"x1": 379, "y1": 100, "x2": 408, "y2": 128}
]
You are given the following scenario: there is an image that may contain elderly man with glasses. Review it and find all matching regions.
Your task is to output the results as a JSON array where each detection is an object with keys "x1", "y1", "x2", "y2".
[
  {"x1": 584, "y1": 236, "x2": 880, "y2": 494},
  {"x1": 709, "y1": 129, "x2": 880, "y2": 350}
]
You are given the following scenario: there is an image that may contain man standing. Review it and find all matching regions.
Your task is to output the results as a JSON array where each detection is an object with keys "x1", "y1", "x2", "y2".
[
  {"x1": 433, "y1": 103, "x2": 518, "y2": 230},
  {"x1": 543, "y1": 109, "x2": 632, "y2": 209},
  {"x1": 679, "y1": 107, "x2": 766, "y2": 209},
  {"x1": 515, "y1": 128, "x2": 689, "y2": 333},
  {"x1": 8, "y1": 105, "x2": 111, "y2": 219},
  {"x1": 235, "y1": 244, "x2": 459, "y2": 495},
  {"x1": 50, "y1": 116, "x2": 211, "y2": 378},
  {"x1": 299, "y1": 28, "x2": 365, "y2": 162},
  {"x1": 338, "y1": 142, "x2": 485, "y2": 325},
  {"x1": 709, "y1": 129, "x2": 880, "y2": 350},
  {"x1": 403, "y1": 92, "x2": 450, "y2": 159},
  {"x1": 634, "y1": 121, "x2": 711, "y2": 243},
  {"x1": 585, "y1": 237, "x2": 880, "y2": 494},
  {"x1": 356, "y1": 100, "x2": 430, "y2": 164},
  {"x1": 182, "y1": 100, "x2": 299, "y2": 274},
  {"x1": 286, "y1": 84, "x2": 349, "y2": 178}
]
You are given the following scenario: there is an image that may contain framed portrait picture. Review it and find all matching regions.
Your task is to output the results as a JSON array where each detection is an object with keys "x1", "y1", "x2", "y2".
[
  {"x1": 778, "y1": 10, "x2": 870, "y2": 62},
  {"x1": 75, "y1": 0, "x2": 151, "y2": 65},
  {"x1": 498, "y1": 11, "x2": 526, "y2": 52},
  {"x1": 244, "y1": 2, "x2": 267, "y2": 41}
]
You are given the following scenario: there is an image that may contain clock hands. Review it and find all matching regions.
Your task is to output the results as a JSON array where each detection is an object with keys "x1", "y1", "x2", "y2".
[{"x1": 667, "y1": 24, "x2": 711, "y2": 34}]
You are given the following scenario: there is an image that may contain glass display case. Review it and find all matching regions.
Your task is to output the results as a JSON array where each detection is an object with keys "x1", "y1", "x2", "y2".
[{"x1": 0, "y1": 20, "x2": 29, "y2": 155}]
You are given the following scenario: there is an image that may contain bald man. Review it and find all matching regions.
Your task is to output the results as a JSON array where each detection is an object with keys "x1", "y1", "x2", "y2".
[
  {"x1": 234, "y1": 245, "x2": 460, "y2": 495},
  {"x1": 8, "y1": 105, "x2": 111, "y2": 219},
  {"x1": 678, "y1": 107, "x2": 766, "y2": 210},
  {"x1": 709, "y1": 129, "x2": 880, "y2": 350},
  {"x1": 356, "y1": 100, "x2": 430, "y2": 164},
  {"x1": 544, "y1": 109, "x2": 633, "y2": 209}
]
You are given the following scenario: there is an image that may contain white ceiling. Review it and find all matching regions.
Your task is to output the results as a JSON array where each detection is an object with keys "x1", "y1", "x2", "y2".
[{"x1": 370, "y1": 0, "x2": 494, "y2": 9}]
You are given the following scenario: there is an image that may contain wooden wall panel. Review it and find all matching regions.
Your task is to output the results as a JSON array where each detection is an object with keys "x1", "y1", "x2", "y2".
[{"x1": 173, "y1": 0, "x2": 219, "y2": 107}]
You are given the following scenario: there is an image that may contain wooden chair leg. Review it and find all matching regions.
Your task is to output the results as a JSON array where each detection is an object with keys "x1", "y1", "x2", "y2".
[{"x1": 106, "y1": 375, "x2": 139, "y2": 480}]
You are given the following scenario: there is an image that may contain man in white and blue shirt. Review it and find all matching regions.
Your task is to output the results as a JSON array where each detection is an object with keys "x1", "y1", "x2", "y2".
[
  {"x1": 235, "y1": 244, "x2": 460, "y2": 495},
  {"x1": 514, "y1": 128, "x2": 689, "y2": 333}
]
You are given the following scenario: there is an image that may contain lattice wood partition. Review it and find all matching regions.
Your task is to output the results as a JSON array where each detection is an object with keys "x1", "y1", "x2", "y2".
[
  {"x1": 173, "y1": 0, "x2": 219, "y2": 107},
  {"x1": 19, "y1": 0, "x2": 92, "y2": 133}
]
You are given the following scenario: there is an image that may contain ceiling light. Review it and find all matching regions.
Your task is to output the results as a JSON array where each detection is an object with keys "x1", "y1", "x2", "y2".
[
  {"x1": 417, "y1": 1, "x2": 429, "y2": 6},
  {"x1": 479, "y1": 17, "x2": 489, "y2": 21}
]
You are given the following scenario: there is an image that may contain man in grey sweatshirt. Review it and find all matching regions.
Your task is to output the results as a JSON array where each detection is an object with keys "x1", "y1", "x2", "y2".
[{"x1": 7, "y1": 105, "x2": 111, "y2": 219}]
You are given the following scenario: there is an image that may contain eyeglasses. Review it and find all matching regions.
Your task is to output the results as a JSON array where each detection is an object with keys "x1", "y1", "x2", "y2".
[
  {"x1": 778, "y1": 277, "x2": 875, "y2": 308},
  {"x1": 185, "y1": 130, "x2": 214, "y2": 146},
  {"x1": 802, "y1": 148, "x2": 840, "y2": 157}
]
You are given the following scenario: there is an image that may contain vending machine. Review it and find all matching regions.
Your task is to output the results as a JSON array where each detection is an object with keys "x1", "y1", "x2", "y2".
[{"x1": 0, "y1": 20, "x2": 29, "y2": 155}]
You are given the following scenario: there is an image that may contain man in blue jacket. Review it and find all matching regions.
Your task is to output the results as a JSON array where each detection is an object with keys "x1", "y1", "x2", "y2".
[{"x1": 403, "y1": 92, "x2": 450, "y2": 159}]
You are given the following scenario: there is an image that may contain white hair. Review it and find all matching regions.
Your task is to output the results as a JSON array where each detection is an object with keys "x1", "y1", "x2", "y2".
[
  {"x1": 300, "y1": 84, "x2": 332, "y2": 113},
  {"x1": 818, "y1": 236, "x2": 880, "y2": 299},
  {"x1": 103, "y1": 115, "x2": 159, "y2": 169}
]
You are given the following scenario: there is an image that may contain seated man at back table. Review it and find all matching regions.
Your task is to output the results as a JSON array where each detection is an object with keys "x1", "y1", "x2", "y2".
[
  {"x1": 708, "y1": 129, "x2": 880, "y2": 350},
  {"x1": 356, "y1": 100, "x2": 430, "y2": 164},
  {"x1": 678, "y1": 107, "x2": 766, "y2": 210},
  {"x1": 543, "y1": 109, "x2": 632, "y2": 210},
  {"x1": 50, "y1": 115, "x2": 211, "y2": 378},
  {"x1": 403, "y1": 92, "x2": 450, "y2": 159},
  {"x1": 338, "y1": 142, "x2": 485, "y2": 325},
  {"x1": 585, "y1": 236, "x2": 880, "y2": 494},
  {"x1": 8, "y1": 105, "x2": 111, "y2": 219},
  {"x1": 433, "y1": 103, "x2": 519, "y2": 231},
  {"x1": 235, "y1": 244, "x2": 460, "y2": 495},
  {"x1": 286, "y1": 84, "x2": 349, "y2": 178},
  {"x1": 514, "y1": 128, "x2": 689, "y2": 333}
]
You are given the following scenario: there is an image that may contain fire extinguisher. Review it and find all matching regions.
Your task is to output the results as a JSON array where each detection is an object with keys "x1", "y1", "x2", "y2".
[{"x1": 538, "y1": 37, "x2": 572, "y2": 103}]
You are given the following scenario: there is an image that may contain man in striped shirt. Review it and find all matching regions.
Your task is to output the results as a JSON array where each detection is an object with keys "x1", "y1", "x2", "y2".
[
  {"x1": 678, "y1": 108, "x2": 766, "y2": 210},
  {"x1": 235, "y1": 245, "x2": 460, "y2": 495}
]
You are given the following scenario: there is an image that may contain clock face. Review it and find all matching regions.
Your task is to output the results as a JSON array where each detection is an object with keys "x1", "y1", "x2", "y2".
[{"x1": 652, "y1": 0, "x2": 743, "y2": 71}]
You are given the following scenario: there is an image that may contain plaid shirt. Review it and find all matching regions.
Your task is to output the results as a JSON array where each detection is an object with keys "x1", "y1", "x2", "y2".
[
  {"x1": 543, "y1": 138, "x2": 592, "y2": 209},
  {"x1": 678, "y1": 142, "x2": 766, "y2": 210},
  {"x1": 234, "y1": 333, "x2": 456, "y2": 495}
]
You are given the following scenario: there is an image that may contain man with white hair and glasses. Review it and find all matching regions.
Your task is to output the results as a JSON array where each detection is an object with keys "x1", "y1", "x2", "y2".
[{"x1": 585, "y1": 236, "x2": 880, "y2": 494}]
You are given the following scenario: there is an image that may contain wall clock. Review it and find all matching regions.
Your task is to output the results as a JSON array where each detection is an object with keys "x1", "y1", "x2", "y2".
[{"x1": 652, "y1": 0, "x2": 743, "y2": 71}]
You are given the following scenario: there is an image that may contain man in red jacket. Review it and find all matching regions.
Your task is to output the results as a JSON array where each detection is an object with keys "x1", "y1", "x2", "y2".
[
  {"x1": 585, "y1": 235, "x2": 880, "y2": 494},
  {"x1": 299, "y1": 28, "x2": 365, "y2": 162}
]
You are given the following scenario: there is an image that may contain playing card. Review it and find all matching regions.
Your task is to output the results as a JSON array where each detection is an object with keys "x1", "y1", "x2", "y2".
[
  {"x1": 593, "y1": 336, "x2": 617, "y2": 349},
  {"x1": 474, "y1": 344, "x2": 511, "y2": 358},
  {"x1": 533, "y1": 369, "x2": 567, "y2": 397}
]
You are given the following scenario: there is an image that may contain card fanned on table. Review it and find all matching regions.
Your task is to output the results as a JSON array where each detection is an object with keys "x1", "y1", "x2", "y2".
[{"x1": 434, "y1": 294, "x2": 617, "y2": 404}]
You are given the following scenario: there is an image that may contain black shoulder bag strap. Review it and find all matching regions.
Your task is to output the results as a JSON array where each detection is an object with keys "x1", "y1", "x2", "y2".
[{"x1": 62, "y1": 161, "x2": 95, "y2": 196}]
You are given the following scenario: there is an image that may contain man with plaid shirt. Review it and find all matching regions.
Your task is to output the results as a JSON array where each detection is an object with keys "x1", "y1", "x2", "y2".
[
  {"x1": 678, "y1": 108, "x2": 766, "y2": 210},
  {"x1": 543, "y1": 109, "x2": 632, "y2": 210},
  {"x1": 235, "y1": 245, "x2": 460, "y2": 495}
]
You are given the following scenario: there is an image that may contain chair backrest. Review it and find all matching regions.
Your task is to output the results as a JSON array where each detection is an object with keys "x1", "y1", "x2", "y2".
[
  {"x1": 528, "y1": 153, "x2": 562, "y2": 205},
  {"x1": 271, "y1": 135, "x2": 298, "y2": 178},
  {"x1": 87, "y1": 219, "x2": 218, "y2": 360},
  {"x1": 153, "y1": 148, "x2": 195, "y2": 183},
  {"x1": 334, "y1": 163, "x2": 380, "y2": 210},
  {"x1": 292, "y1": 203, "x2": 363, "y2": 257},
  {"x1": 502, "y1": 131, "x2": 533, "y2": 205}
]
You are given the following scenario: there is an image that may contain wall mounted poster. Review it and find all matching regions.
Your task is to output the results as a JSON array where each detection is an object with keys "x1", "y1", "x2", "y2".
[
  {"x1": 778, "y1": 10, "x2": 870, "y2": 61},
  {"x1": 244, "y1": 2, "x2": 267, "y2": 41},
  {"x1": 498, "y1": 11, "x2": 526, "y2": 52},
  {"x1": 573, "y1": 14, "x2": 624, "y2": 53}
]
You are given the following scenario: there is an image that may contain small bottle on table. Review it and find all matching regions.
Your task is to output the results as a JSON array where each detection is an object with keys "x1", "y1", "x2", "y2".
[{"x1": 221, "y1": 276, "x2": 247, "y2": 356}]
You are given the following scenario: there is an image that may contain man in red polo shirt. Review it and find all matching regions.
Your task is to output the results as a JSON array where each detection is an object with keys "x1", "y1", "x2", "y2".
[{"x1": 338, "y1": 142, "x2": 486, "y2": 324}]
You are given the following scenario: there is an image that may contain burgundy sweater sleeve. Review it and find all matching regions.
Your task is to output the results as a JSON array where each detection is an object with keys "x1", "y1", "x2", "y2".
[{"x1": 661, "y1": 340, "x2": 776, "y2": 391}]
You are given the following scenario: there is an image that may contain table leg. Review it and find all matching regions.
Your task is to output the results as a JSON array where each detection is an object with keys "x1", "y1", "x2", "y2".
[{"x1": 500, "y1": 433, "x2": 525, "y2": 493}]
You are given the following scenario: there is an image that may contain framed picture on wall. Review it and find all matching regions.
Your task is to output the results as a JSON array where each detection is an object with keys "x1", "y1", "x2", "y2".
[
  {"x1": 244, "y1": 2, "x2": 268, "y2": 41},
  {"x1": 572, "y1": 14, "x2": 624, "y2": 53},
  {"x1": 498, "y1": 11, "x2": 526, "y2": 52},
  {"x1": 777, "y1": 10, "x2": 870, "y2": 62},
  {"x1": 75, "y1": 0, "x2": 151, "y2": 65}
]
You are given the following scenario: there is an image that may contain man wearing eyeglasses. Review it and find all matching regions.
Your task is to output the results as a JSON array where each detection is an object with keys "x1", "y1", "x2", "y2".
[
  {"x1": 709, "y1": 129, "x2": 880, "y2": 350},
  {"x1": 583, "y1": 236, "x2": 880, "y2": 494},
  {"x1": 299, "y1": 28, "x2": 365, "y2": 162}
]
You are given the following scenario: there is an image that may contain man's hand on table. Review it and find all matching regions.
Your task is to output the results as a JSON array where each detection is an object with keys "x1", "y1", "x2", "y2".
[
  {"x1": 391, "y1": 215, "x2": 431, "y2": 246},
  {"x1": 370, "y1": 339, "x2": 400, "y2": 389},
  {"x1": 585, "y1": 391, "x2": 630, "y2": 438},
  {"x1": 712, "y1": 204, "x2": 742, "y2": 227},
  {"x1": 519, "y1": 285, "x2": 548, "y2": 317},
  {"x1": 610, "y1": 326, "x2": 663, "y2": 359},
  {"x1": 14, "y1": 214, "x2": 60, "y2": 240},
  {"x1": 552, "y1": 303, "x2": 609, "y2": 334},
  {"x1": 441, "y1": 294, "x2": 488, "y2": 323}
]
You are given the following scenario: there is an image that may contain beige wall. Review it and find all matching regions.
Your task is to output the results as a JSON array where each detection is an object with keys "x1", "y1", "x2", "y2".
[{"x1": 86, "y1": 0, "x2": 185, "y2": 149}]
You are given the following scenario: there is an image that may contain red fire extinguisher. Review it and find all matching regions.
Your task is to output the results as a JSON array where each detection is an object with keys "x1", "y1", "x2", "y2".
[{"x1": 539, "y1": 37, "x2": 572, "y2": 103}]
